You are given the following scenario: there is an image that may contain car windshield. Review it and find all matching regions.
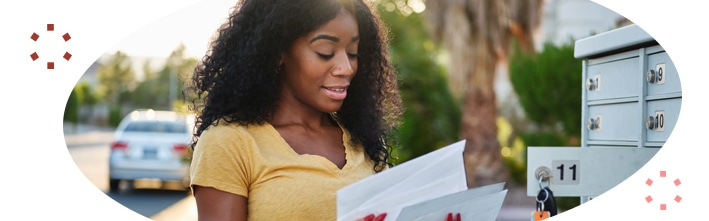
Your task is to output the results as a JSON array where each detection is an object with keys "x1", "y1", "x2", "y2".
[{"x1": 123, "y1": 121, "x2": 187, "y2": 134}]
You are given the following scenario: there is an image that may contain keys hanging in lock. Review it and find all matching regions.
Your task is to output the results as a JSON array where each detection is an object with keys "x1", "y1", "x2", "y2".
[
  {"x1": 536, "y1": 187, "x2": 558, "y2": 216},
  {"x1": 532, "y1": 173, "x2": 557, "y2": 220},
  {"x1": 532, "y1": 188, "x2": 550, "y2": 221}
]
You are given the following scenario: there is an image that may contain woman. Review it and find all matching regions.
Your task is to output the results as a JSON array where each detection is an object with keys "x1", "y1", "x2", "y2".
[{"x1": 185, "y1": 0, "x2": 403, "y2": 220}]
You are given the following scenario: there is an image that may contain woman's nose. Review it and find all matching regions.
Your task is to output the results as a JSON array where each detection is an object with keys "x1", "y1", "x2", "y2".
[{"x1": 332, "y1": 52, "x2": 355, "y2": 77}]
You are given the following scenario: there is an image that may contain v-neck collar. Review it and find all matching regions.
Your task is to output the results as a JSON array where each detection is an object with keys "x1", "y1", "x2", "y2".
[{"x1": 262, "y1": 117, "x2": 354, "y2": 172}]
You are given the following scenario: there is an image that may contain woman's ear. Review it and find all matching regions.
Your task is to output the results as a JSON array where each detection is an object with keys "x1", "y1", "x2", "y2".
[{"x1": 277, "y1": 54, "x2": 285, "y2": 73}]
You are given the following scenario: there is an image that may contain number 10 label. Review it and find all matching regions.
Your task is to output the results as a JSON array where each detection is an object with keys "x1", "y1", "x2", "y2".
[{"x1": 552, "y1": 160, "x2": 580, "y2": 185}]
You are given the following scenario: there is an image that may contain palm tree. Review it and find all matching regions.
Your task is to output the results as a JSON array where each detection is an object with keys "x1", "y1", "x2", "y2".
[{"x1": 423, "y1": 0, "x2": 544, "y2": 187}]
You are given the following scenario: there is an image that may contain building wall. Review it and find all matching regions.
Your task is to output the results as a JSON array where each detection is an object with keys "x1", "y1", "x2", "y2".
[{"x1": 538, "y1": 0, "x2": 627, "y2": 48}]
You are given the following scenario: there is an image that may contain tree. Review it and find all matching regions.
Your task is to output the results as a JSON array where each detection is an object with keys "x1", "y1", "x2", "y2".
[
  {"x1": 74, "y1": 82, "x2": 98, "y2": 123},
  {"x1": 129, "y1": 44, "x2": 198, "y2": 111},
  {"x1": 509, "y1": 41, "x2": 582, "y2": 140},
  {"x1": 423, "y1": 0, "x2": 545, "y2": 187},
  {"x1": 375, "y1": 0, "x2": 463, "y2": 163},
  {"x1": 64, "y1": 87, "x2": 79, "y2": 132},
  {"x1": 97, "y1": 51, "x2": 136, "y2": 105}
]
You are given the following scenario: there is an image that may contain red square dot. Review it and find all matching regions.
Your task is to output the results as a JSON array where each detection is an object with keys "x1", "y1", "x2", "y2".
[
  {"x1": 47, "y1": 62, "x2": 54, "y2": 69},
  {"x1": 660, "y1": 204, "x2": 667, "y2": 210},
  {"x1": 660, "y1": 171, "x2": 666, "y2": 177},
  {"x1": 47, "y1": 24, "x2": 54, "y2": 31}
]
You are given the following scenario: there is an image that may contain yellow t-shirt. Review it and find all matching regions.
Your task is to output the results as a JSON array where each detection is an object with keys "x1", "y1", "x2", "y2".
[{"x1": 189, "y1": 120, "x2": 377, "y2": 220}]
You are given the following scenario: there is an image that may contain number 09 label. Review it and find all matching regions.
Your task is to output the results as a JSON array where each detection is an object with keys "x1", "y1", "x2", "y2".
[{"x1": 552, "y1": 160, "x2": 580, "y2": 185}]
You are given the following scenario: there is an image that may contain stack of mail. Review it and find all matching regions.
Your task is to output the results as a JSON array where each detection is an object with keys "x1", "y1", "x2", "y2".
[{"x1": 337, "y1": 140, "x2": 508, "y2": 221}]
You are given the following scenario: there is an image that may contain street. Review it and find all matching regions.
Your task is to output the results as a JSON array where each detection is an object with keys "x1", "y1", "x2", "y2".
[{"x1": 64, "y1": 123, "x2": 190, "y2": 219}]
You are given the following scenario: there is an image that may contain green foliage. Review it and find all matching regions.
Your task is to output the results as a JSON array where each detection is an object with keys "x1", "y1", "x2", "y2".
[
  {"x1": 498, "y1": 117, "x2": 527, "y2": 185},
  {"x1": 376, "y1": 1, "x2": 462, "y2": 164},
  {"x1": 509, "y1": 41, "x2": 583, "y2": 211},
  {"x1": 75, "y1": 82, "x2": 98, "y2": 106},
  {"x1": 519, "y1": 132, "x2": 566, "y2": 147},
  {"x1": 108, "y1": 106, "x2": 123, "y2": 128},
  {"x1": 64, "y1": 87, "x2": 79, "y2": 125},
  {"x1": 128, "y1": 44, "x2": 198, "y2": 110},
  {"x1": 97, "y1": 51, "x2": 136, "y2": 105},
  {"x1": 509, "y1": 41, "x2": 582, "y2": 137}
]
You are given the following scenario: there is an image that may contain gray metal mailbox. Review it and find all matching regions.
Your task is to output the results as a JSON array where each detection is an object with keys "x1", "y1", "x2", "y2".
[{"x1": 527, "y1": 24, "x2": 681, "y2": 204}]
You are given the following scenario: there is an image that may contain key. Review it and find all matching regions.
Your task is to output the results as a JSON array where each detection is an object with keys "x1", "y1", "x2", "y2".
[
  {"x1": 531, "y1": 211, "x2": 550, "y2": 221},
  {"x1": 540, "y1": 187, "x2": 558, "y2": 216}
]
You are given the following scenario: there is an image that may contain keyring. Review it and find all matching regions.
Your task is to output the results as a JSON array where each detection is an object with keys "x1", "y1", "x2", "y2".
[{"x1": 537, "y1": 174, "x2": 550, "y2": 190}]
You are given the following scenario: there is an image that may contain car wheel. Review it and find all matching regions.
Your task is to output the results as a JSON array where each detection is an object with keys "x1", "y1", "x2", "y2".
[{"x1": 109, "y1": 179, "x2": 120, "y2": 192}]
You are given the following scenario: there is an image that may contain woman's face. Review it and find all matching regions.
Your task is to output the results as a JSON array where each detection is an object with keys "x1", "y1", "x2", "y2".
[{"x1": 280, "y1": 9, "x2": 359, "y2": 114}]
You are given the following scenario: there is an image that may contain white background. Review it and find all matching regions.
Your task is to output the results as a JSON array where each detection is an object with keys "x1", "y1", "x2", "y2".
[{"x1": 0, "y1": 0, "x2": 704, "y2": 220}]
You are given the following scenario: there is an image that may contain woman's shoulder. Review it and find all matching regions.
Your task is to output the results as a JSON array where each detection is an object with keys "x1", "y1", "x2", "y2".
[
  {"x1": 193, "y1": 120, "x2": 268, "y2": 154},
  {"x1": 201, "y1": 118, "x2": 273, "y2": 139}
]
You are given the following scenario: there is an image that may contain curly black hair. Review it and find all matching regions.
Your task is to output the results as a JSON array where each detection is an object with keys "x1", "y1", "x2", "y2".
[{"x1": 185, "y1": 0, "x2": 403, "y2": 172}]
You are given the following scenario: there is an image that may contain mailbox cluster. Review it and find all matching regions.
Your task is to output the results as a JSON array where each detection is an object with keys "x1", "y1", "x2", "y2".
[
  {"x1": 575, "y1": 24, "x2": 682, "y2": 149},
  {"x1": 526, "y1": 24, "x2": 680, "y2": 204}
]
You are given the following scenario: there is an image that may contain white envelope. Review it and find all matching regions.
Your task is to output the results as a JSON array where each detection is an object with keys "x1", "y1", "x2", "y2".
[
  {"x1": 337, "y1": 140, "x2": 469, "y2": 221},
  {"x1": 397, "y1": 182, "x2": 507, "y2": 221},
  {"x1": 406, "y1": 190, "x2": 507, "y2": 221}
]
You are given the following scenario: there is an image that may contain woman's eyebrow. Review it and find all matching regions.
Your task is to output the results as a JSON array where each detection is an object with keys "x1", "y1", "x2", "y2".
[
  {"x1": 310, "y1": 35, "x2": 360, "y2": 43},
  {"x1": 310, "y1": 35, "x2": 340, "y2": 43}
]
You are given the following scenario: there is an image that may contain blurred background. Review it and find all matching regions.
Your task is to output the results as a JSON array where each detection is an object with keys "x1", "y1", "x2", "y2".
[{"x1": 63, "y1": 0, "x2": 633, "y2": 220}]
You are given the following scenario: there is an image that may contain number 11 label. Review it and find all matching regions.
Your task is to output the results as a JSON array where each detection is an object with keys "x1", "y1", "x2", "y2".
[{"x1": 552, "y1": 160, "x2": 580, "y2": 185}]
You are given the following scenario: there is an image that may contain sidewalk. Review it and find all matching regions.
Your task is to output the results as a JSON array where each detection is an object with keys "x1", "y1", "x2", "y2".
[{"x1": 63, "y1": 122, "x2": 115, "y2": 147}]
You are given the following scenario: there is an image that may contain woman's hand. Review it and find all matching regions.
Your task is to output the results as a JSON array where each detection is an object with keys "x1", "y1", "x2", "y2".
[{"x1": 355, "y1": 213, "x2": 387, "y2": 221}]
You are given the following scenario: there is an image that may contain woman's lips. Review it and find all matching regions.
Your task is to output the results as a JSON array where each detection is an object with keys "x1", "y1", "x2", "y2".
[{"x1": 323, "y1": 86, "x2": 348, "y2": 100}]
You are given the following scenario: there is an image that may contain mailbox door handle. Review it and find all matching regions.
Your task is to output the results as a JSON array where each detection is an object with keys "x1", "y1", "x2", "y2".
[
  {"x1": 586, "y1": 78, "x2": 596, "y2": 90},
  {"x1": 588, "y1": 116, "x2": 601, "y2": 130},
  {"x1": 646, "y1": 69, "x2": 656, "y2": 83},
  {"x1": 646, "y1": 115, "x2": 656, "y2": 130}
]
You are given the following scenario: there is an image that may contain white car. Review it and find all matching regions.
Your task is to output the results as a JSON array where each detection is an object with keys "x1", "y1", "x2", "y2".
[{"x1": 108, "y1": 109, "x2": 194, "y2": 192}]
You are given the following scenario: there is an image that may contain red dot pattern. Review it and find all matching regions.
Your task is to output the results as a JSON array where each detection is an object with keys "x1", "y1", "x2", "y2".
[
  {"x1": 30, "y1": 24, "x2": 71, "y2": 69},
  {"x1": 31, "y1": 33, "x2": 39, "y2": 41},
  {"x1": 645, "y1": 170, "x2": 682, "y2": 210}
]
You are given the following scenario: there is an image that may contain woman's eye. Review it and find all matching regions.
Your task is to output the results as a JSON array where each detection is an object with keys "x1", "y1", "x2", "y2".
[
  {"x1": 317, "y1": 53, "x2": 334, "y2": 59},
  {"x1": 347, "y1": 53, "x2": 358, "y2": 59}
]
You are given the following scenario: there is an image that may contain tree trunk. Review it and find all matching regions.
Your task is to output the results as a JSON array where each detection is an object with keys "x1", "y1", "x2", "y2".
[
  {"x1": 461, "y1": 39, "x2": 509, "y2": 187},
  {"x1": 462, "y1": 86, "x2": 509, "y2": 187},
  {"x1": 422, "y1": 0, "x2": 543, "y2": 188}
]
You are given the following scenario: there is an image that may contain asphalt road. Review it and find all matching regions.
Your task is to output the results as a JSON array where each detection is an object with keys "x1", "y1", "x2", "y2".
[{"x1": 64, "y1": 123, "x2": 190, "y2": 219}]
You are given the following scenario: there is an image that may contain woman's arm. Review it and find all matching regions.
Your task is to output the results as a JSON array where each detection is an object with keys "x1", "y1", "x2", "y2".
[{"x1": 193, "y1": 185, "x2": 248, "y2": 221}]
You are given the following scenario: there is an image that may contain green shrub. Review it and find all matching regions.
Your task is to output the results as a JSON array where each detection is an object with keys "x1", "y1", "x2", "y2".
[{"x1": 108, "y1": 106, "x2": 123, "y2": 128}]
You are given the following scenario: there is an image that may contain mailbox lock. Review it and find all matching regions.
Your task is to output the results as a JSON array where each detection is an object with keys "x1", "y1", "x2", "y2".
[
  {"x1": 586, "y1": 78, "x2": 597, "y2": 90},
  {"x1": 646, "y1": 115, "x2": 656, "y2": 130},
  {"x1": 646, "y1": 69, "x2": 656, "y2": 83},
  {"x1": 535, "y1": 166, "x2": 552, "y2": 182},
  {"x1": 587, "y1": 116, "x2": 600, "y2": 130}
]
